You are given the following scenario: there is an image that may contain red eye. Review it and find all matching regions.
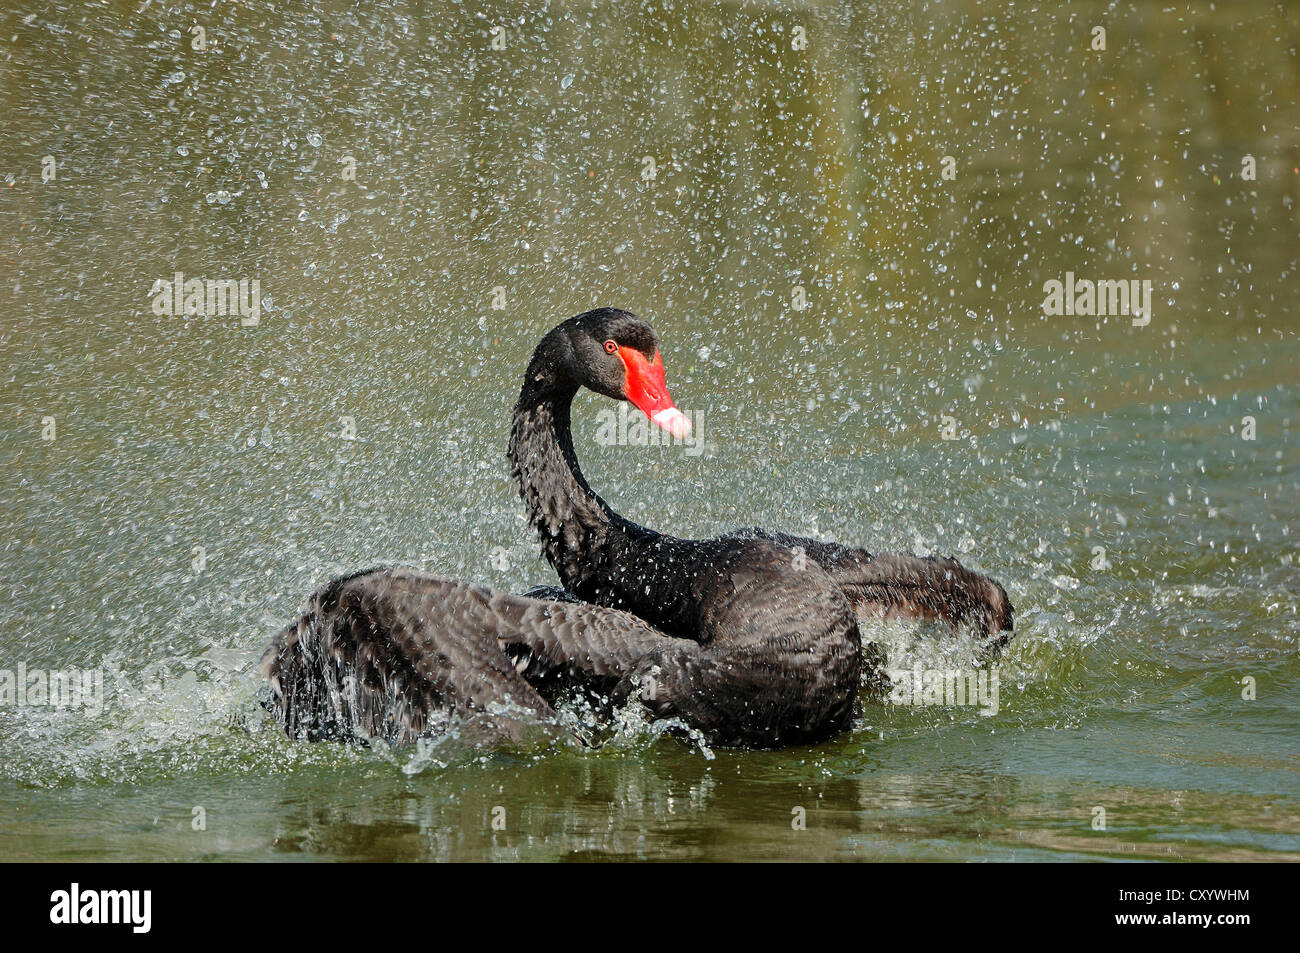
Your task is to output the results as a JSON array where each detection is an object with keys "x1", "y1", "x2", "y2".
[{"x1": 604, "y1": 340, "x2": 618, "y2": 354}]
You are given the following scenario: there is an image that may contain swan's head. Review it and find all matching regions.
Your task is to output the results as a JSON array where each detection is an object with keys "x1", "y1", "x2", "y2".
[{"x1": 557, "y1": 308, "x2": 692, "y2": 438}]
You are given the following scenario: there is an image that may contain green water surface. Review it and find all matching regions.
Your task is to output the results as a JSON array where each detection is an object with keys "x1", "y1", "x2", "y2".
[{"x1": 1, "y1": 0, "x2": 1297, "y2": 860}]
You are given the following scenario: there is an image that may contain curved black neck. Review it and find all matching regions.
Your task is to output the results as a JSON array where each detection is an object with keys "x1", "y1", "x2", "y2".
[{"x1": 508, "y1": 374, "x2": 686, "y2": 625}]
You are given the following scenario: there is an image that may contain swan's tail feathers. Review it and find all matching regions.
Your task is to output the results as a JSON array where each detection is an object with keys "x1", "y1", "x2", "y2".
[
  {"x1": 739, "y1": 531, "x2": 1014, "y2": 652},
  {"x1": 262, "y1": 568, "x2": 558, "y2": 746}
]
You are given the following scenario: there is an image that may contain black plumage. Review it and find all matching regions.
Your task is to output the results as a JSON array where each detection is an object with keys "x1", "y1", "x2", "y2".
[{"x1": 263, "y1": 309, "x2": 1014, "y2": 748}]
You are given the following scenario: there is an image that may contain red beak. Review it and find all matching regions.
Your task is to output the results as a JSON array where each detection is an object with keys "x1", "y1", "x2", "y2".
[{"x1": 618, "y1": 348, "x2": 691, "y2": 438}]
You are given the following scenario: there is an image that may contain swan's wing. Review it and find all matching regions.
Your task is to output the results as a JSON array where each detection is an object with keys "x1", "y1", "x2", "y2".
[
  {"x1": 490, "y1": 588, "x2": 690, "y2": 681},
  {"x1": 831, "y1": 550, "x2": 1015, "y2": 642},
  {"x1": 262, "y1": 568, "x2": 560, "y2": 745},
  {"x1": 733, "y1": 530, "x2": 1014, "y2": 646}
]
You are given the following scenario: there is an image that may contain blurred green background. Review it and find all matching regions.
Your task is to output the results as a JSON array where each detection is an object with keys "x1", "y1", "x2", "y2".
[{"x1": 0, "y1": 0, "x2": 1297, "y2": 860}]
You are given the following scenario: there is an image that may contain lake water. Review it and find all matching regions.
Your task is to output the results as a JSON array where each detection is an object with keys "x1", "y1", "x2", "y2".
[{"x1": 1, "y1": 0, "x2": 1297, "y2": 860}]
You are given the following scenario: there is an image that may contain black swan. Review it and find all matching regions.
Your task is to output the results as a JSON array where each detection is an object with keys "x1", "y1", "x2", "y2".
[{"x1": 262, "y1": 308, "x2": 1013, "y2": 748}]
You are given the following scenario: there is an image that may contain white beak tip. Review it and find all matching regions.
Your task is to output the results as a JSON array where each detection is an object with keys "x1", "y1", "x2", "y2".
[{"x1": 652, "y1": 408, "x2": 692, "y2": 438}]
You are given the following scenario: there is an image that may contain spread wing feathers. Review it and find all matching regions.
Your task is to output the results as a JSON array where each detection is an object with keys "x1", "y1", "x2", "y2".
[
  {"x1": 262, "y1": 567, "x2": 557, "y2": 745},
  {"x1": 261, "y1": 567, "x2": 687, "y2": 745},
  {"x1": 733, "y1": 530, "x2": 1014, "y2": 645},
  {"x1": 494, "y1": 586, "x2": 690, "y2": 680}
]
